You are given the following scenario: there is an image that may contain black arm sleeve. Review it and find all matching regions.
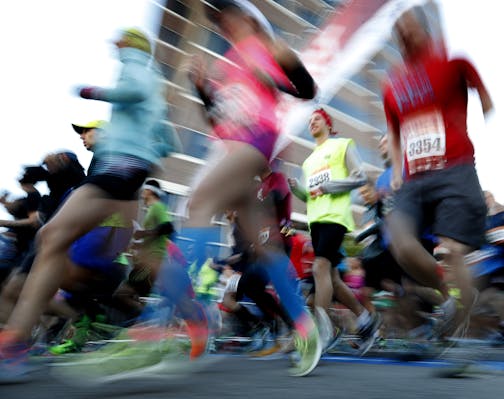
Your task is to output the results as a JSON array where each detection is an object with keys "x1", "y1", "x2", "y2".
[
  {"x1": 195, "y1": 86, "x2": 214, "y2": 111},
  {"x1": 281, "y1": 63, "x2": 316, "y2": 99}
]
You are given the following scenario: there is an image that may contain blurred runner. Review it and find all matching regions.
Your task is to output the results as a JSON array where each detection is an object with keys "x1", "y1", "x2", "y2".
[
  {"x1": 383, "y1": 6, "x2": 493, "y2": 339},
  {"x1": 113, "y1": 180, "x2": 170, "y2": 317},
  {"x1": 0, "y1": 153, "x2": 85, "y2": 328},
  {"x1": 288, "y1": 107, "x2": 381, "y2": 354},
  {"x1": 0, "y1": 27, "x2": 176, "y2": 383},
  {"x1": 0, "y1": 176, "x2": 41, "y2": 285},
  {"x1": 47, "y1": 120, "x2": 133, "y2": 355},
  {"x1": 184, "y1": 0, "x2": 321, "y2": 376}
]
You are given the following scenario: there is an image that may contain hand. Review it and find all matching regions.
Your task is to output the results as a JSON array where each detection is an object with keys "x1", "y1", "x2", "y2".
[
  {"x1": 309, "y1": 187, "x2": 324, "y2": 199},
  {"x1": 390, "y1": 174, "x2": 403, "y2": 192},
  {"x1": 287, "y1": 178, "x2": 298, "y2": 190},
  {"x1": 133, "y1": 229, "x2": 148, "y2": 240},
  {"x1": 76, "y1": 86, "x2": 100, "y2": 100},
  {"x1": 188, "y1": 55, "x2": 206, "y2": 89}
]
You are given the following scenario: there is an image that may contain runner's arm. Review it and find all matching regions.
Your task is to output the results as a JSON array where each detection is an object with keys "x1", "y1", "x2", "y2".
[
  {"x1": 459, "y1": 58, "x2": 494, "y2": 116},
  {"x1": 383, "y1": 91, "x2": 403, "y2": 191},
  {"x1": 288, "y1": 178, "x2": 308, "y2": 202},
  {"x1": 0, "y1": 210, "x2": 41, "y2": 230},
  {"x1": 319, "y1": 145, "x2": 367, "y2": 194},
  {"x1": 273, "y1": 40, "x2": 317, "y2": 99}
]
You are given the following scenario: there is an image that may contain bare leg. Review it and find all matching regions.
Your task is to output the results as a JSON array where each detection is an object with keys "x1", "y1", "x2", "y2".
[
  {"x1": 312, "y1": 257, "x2": 333, "y2": 310},
  {"x1": 331, "y1": 268, "x2": 364, "y2": 316},
  {"x1": 6, "y1": 184, "x2": 135, "y2": 340},
  {"x1": 439, "y1": 236, "x2": 475, "y2": 313},
  {"x1": 387, "y1": 213, "x2": 449, "y2": 299},
  {"x1": 0, "y1": 273, "x2": 27, "y2": 325},
  {"x1": 185, "y1": 141, "x2": 266, "y2": 230}
]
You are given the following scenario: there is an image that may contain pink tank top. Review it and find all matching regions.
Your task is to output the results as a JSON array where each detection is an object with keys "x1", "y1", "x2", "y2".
[{"x1": 209, "y1": 35, "x2": 293, "y2": 142}]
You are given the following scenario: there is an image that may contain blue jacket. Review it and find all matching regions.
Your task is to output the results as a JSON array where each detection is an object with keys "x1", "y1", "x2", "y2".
[{"x1": 92, "y1": 47, "x2": 178, "y2": 164}]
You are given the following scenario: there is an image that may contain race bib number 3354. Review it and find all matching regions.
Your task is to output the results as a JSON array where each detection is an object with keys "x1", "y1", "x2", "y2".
[{"x1": 402, "y1": 110, "x2": 446, "y2": 174}]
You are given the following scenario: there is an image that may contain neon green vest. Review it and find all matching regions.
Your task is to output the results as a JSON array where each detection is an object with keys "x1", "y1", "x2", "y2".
[{"x1": 302, "y1": 137, "x2": 355, "y2": 231}]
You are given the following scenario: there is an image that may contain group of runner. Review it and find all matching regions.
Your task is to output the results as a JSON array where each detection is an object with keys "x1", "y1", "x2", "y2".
[{"x1": 0, "y1": 0, "x2": 500, "y2": 383}]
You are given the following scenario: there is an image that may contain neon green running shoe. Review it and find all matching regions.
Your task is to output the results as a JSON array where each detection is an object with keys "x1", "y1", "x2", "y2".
[
  {"x1": 51, "y1": 337, "x2": 186, "y2": 384},
  {"x1": 49, "y1": 315, "x2": 92, "y2": 355},
  {"x1": 289, "y1": 319, "x2": 322, "y2": 377}
]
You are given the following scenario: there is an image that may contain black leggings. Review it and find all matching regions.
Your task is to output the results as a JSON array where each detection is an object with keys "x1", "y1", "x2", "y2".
[{"x1": 237, "y1": 263, "x2": 294, "y2": 329}]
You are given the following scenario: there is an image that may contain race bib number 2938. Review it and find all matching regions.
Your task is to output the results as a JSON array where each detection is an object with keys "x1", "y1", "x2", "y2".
[{"x1": 308, "y1": 168, "x2": 331, "y2": 190}]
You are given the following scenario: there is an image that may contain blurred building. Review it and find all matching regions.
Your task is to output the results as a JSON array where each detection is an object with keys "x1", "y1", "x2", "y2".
[{"x1": 148, "y1": 0, "x2": 442, "y2": 252}]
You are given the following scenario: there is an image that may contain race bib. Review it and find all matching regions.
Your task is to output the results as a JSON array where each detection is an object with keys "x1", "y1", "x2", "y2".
[
  {"x1": 402, "y1": 110, "x2": 446, "y2": 174},
  {"x1": 308, "y1": 167, "x2": 331, "y2": 190}
]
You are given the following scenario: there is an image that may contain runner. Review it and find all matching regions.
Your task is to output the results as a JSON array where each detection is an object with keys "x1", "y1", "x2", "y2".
[
  {"x1": 356, "y1": 137, "x2": 444, "y2": 342},
  {"x1": 48, "y1": 120, "x2": 134, "y2": 355},
  {"x1": 0, "y1": 175, "x2": 41, "y2": 285},
  {"x1": 0, "y1": 27, "x2": 178, "y2": 382},
  {"x1": 0, "y1": 153, "x2": 86, "y2": 328},
  {"x1": 288, "y1": 107, "x2": 381, "y2": 354},
  {"x1": 222, "y1": 166, "x2": 299, "y2": 356},
  {"x1": 113, "y1": 179, "x2": 171, "y2": 318},
  {"x1": 383, "y1": 5, "x2": 493, "y2": 340},
  {"x1": 183, "y1": 0, "x2": 321, "y2": 376}
]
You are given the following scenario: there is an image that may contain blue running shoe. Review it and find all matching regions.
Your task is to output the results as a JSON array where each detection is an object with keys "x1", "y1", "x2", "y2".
[{"x1": 0, "y1": 338, "x2": 33, "y2": 384}]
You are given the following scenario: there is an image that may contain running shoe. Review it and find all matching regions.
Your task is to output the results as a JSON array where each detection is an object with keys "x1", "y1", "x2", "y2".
[
  {"x1": 249, "y1": 341, "x2": 283, "y2": 358},
  {"x1": 434, "y1": 291, "x2": 479, "y2": 359},
  {"x1": 51, "y1": 340, "x2": 182, "y2": 384},
  {"x1": 324, "y1": 325, "x2": 344, "y2": 353},
  {"x1": 356, "y1": 312, "x2": 382, "y2": 356},
  {"x1": 245, "y1": 325, "x2": 270, "y2": 354},
  {"x1": 49, "y1": 315, "x2": 92, "y2": 355},
  {"x1": 248, "y1": 327, "x2": 282, "y2": 358},
  {"x1": 314, "y1": 307, "x2": 333, "y2": 353},
  {"x1": 0, "y1": 332, "x2": 33, "y2": 384},
  {"x1": 185, "y1": 319, "x2": 209, "y2": 360},
  {"x1": 289, "y1": 319, "x2": 322, "y2": 377},
  {"x1": 432, "y1": 296, "x2": 458, "y2": 338},
  {"x1": 51, "y1": 339, "x2": 187, "y2": 385}
]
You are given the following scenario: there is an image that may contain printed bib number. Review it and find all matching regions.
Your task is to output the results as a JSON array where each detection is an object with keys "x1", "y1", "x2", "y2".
[
  {"x1": 402, "y1": 110, "x2": 446, "y2": 174},
  {"x1": 308, "y1": 168, "x2": 331, "y2": 190}
]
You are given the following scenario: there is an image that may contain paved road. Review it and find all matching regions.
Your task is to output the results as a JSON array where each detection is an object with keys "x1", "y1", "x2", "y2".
[{"x1": 4, "y1": 353, "x2": 504, "y2": 399}]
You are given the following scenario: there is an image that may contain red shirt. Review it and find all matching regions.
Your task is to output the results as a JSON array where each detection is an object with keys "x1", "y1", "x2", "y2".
[
  {"x1": 210, "y1": 35, "x2": 292, "y2": 143},
  {"x1": 256, "y1": 171, "x2": 292, "y2": 250},
  {"x1": 383, "y1": 54, "x2": 484, "y2": 178},
  {"x1": 258, "y1": 171, "x2": 292, "y2": 225},
  {"x1": 290, "y1": 233, "x2": 314, "y2": 279}
]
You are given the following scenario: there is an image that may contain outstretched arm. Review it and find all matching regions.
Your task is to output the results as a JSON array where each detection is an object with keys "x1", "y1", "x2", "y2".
[
  {"x1": 318, "y1": 145, "x2": 367, "y2": 195},
  {"x1": 0, "y1": 210, "x2": 41, "y2": 230},
  {"x1": 460, "y1": 58, "x2": 494, "y2": 117},
  {"x1": 272, "y1": 39, "x2": 317, "y2": 99},
  {"x1": 288, "y1": 178, "x2": 308, "y2": 202},
  {"x1": 77, "y1": 64, "x2": 151, "y2": 103}
]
